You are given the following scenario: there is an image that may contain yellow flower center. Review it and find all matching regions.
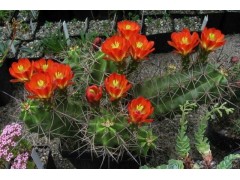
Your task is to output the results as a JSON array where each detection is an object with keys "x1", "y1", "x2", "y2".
[
  {"x1": 125, "y1": 25, "x2": 131, "y2": 30},
  {"x1": 89, "y1": 89, "x2": 96, "y2": 94},
  {"x1": 37, "y1": 80, "x2": 45, "y2": 87},
  {"x1": 101, "y1": 119, "x2": 114, "y2": 128},
  {"x1": 17, "y1": 65, "x2": 24, "y2": 72},
  {"x1": 136, "y1": 104, "x2": 144, "y2": 112},
  {"x1": 209, "y1": 33, "x2": 216, "y2": 41},
  {"x1": 55, "y1": 72, "x2": 63, "y2": 79},
  {"x1": 42, "y1": 64, "x2": 48, "y2": 71},
  {"x1": 112, "y1": 80, "x2": 119, "y2": 87},
  {"x1": 136, "y1": 42, "x2": 143, "y2": 48},
  {"x1": 181, "y1": 37, "x2": 189, "y2": 45},
  {"x1": 111, "y1": 41, "x2": 120, "y2": 49}
]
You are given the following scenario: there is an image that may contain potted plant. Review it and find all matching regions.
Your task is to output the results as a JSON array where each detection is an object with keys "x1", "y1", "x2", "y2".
[
  {"x1": 35, "y1": 21, "x2": 62, "y2": 39},
  {"x1": 66, "y1": 18, "x2": 87, "y2": 37},
  {"x1": 18, "y1": 40, "x2": 44, "y2": 59},
  {"x1": 8, "y1": 20, "x2": 159, "y2": 169},
  {"x1": 8, "y1": 20, "x2": 236, "y2": 169},
  {"x1": 16, "y1": 10, "x2": 39, "y2": 22},
  {"x1": 144, "y1": 13, "x2": 174, "y2": 53},
  {"x1": 15, "y1": 21, "x2": 37, "y2": 41}
]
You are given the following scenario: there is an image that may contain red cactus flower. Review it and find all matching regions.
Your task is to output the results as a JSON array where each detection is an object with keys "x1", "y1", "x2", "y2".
[
  {"x1": 34, "y1": 58, "x2": 55, "y2": 73},
  {"x1": 25, "y1": 73, "x2": 55, "y2": 99},
  {"x1": 92, "y1": 37, "x2": 102, "y2": 51},
  {"x1": 9, "y1": 58, "x2": 34, "y2": 83},
  {"x1": 48, "y1": 63, "x2": 74, "y2": 89},
  {"x1": 128, "y1": 96, "x2": 154, "y2": 125},
  {"x1": 129, "y1": 34, "x2": 155, "y2": 61},
  {"x1": 101, "y1": 35, "x2": 130, "y2": 62},
  {"x1": 104, "y1": 73, "x2": 132, "y2": 101},
  {"x1": 200, "y1": 27, "x2": 225, "y2": 52},
  {"x1": 168, "y1": 28, "x2": 199, "y2": 56},
  {"x1": 86, "y1": 85, "x2": 103, "y2": 104},
  {"x1": 117, "y1": 20, "x2": 141, "y2": 40}
]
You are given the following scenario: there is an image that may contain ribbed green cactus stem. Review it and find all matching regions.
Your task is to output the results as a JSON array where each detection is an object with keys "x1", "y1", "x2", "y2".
[
  {"x1": 20, "y1": 99, "x2": 82, "y2": 139},
  {"x1": 137, "y1": 126, "x2": 157, "y2": 156},
  {"x1": 90, "y1": 51, "x2": 117, "y2": 84},
  {"x1": 198, "y1": 48, "x2": 210, "y2": 64},
  {"x1": 181, "y1": 55, "x2": 191, "y2": 70},
  {"x1": 132, "y1": 63, "x2": 228, "y2": 117},
  {"x1": 87, "y1": 112, "x2": 128, "y2": 148}
]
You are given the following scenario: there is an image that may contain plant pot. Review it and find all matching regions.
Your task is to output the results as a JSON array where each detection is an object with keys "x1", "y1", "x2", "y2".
[
  {"x1": 206, "y1": 13, "x2": 225, "y2": 30},
  {"x1": 60, "y1": 140, "x2": 149, "y2": 169},
  {"x1": 221, "y1": 12, "x2": 240, "y2": 34},
  {"x1": 15, "y1": 22, "x2": 37, "y2": 41},
  {"x1": 67, "y1": 20, "x2": 87, "y2": 37},
  {"x1": 35, "y1": 21, "x2": 62, "y2": 39},
  {"x1": 17, "y1": 40, "x2": 43, "y2": 59},
  {"x1": 0, "y1": 59, "x2": 14, "y2": 106},
  {"x1": 0, "y1": 25, "x2": 11, "y2": 41},
  {"x1": 146, "y1": 33, "x2": 173, "y2": 53},
  {"x1": 88, "y1": 19, "x2": 116, "y2": 36},
  {"x1": 207, "y1": 121, "x2": 240, "y2": 152},
  {"x1": 173, "y1": 16, "x2": 202, "y2": 32},
  {"x1": 16, "y1": 10, "x2": 39, "y2": 22},
  {"x1": 61, "y1": 149, "x2": 148, "y2": 169},
  {"x1": 31, "y1": 146, "x2": 56, "y2": 169},
  {"x1": 144, "y1": 17, "x2": 173, "y2": 35}
]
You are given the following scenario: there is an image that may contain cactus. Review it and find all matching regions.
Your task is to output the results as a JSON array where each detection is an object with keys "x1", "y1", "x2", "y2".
[
  {"x1": 87, "y1": 111, "x2": 128, "y2": 147},
  {"x1": 132, "y1": 63, "x2": 228, "y2": 117},
  {"x1": 87, "y1": 110, "x2": 157, "y2": 157},
  {"x1": 137, "y1": 126, "x2": 158, "y2": 156},
  {"x1": 90, "y1": 51, "x2": 117, "y2": 85},
  {"x1": 20, "y1": 96, "x2": 83, "y2": 139}
]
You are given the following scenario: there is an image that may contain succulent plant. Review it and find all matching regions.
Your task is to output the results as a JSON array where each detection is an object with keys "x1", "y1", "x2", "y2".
[{"x1": 141, "y1": 101, "x2": 238, "y2": 169}]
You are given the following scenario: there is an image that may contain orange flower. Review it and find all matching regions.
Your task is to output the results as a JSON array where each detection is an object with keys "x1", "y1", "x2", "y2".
[
  {"x1": 128, "y1": 96, "x2": 154, "y2": 125},
  {"x1": 48, "y1": 63, "x2": 74, "y2": 89},
  {"x1": 25, "y1": 73, "x2": 55, "y2": 99},
  {"x1": 101, "y1": 35, "x2": 130, "y2": 62},
  {"x1": 9, "y1": 58, "x2": 34, "y2": 83},
  {"x1": 168, "y1": 28, "x2": 199, "y2": 56},
  {"x1": 104, "y1": 73, "x2": 132, "y2": 101},
  {"x1": 200, "y1": 27, "x2": 225, "y2": 52},
  {"x1": 117, "y1": 20, "x2": 141, "y2": 40},
  {"x1": 86, "y1": 85, "x2": 103, "y2": 104},
  {"x1": 34, "y1": 58, "x2": 55, "y2": 73},
  {"x1": 129, "y1": 34, "x2": 155, "y2": 60}
]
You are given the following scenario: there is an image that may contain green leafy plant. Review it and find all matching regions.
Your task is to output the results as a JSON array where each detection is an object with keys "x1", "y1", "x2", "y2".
[{"x1": 41, "y1": 29, "x2": 68, "y2": 57}]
